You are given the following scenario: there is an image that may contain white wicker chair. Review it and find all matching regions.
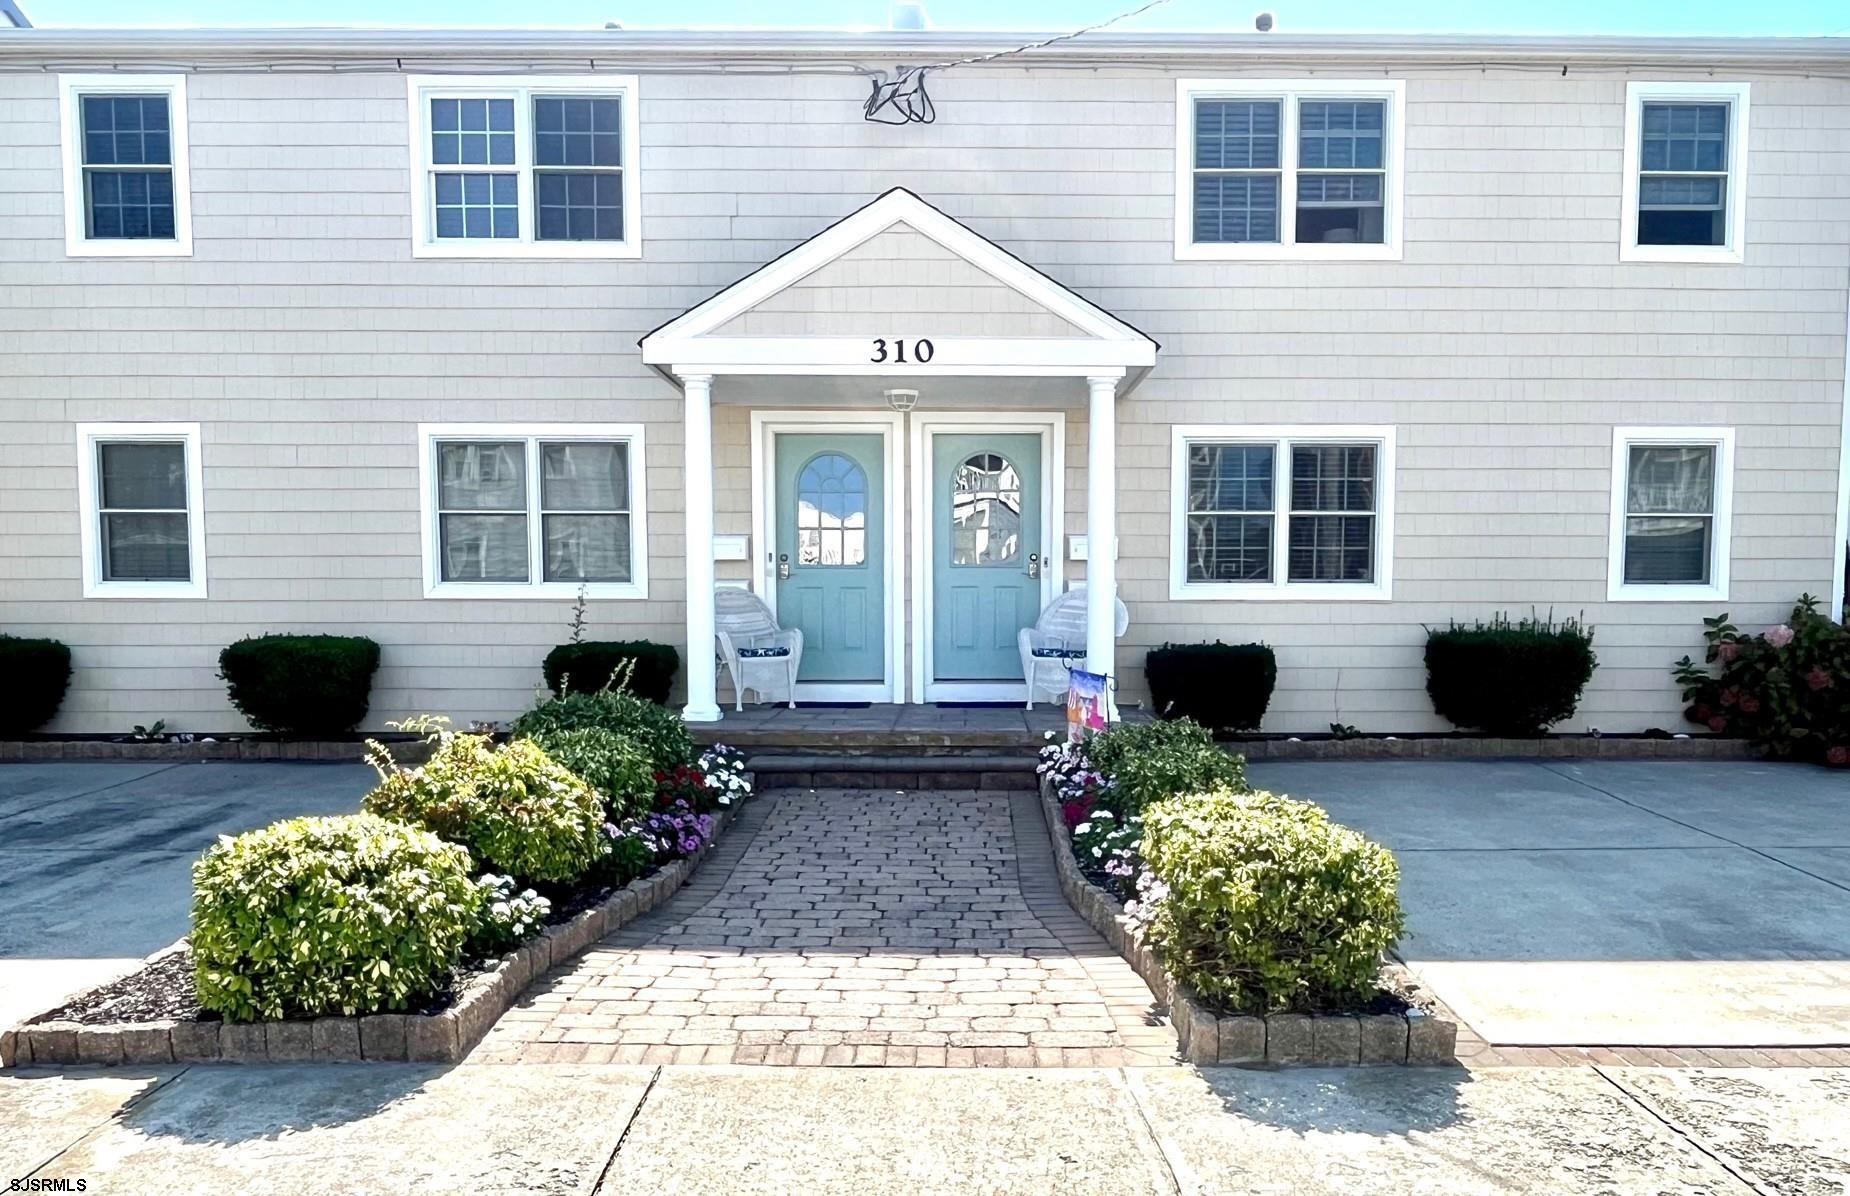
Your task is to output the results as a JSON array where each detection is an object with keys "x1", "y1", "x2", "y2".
[
  {"x1": 1018, "y1": 586, "x2": 1130, "y2": 708},
  {"x1": 714, "y1": 587, "x2": 804, "y2": 711}
]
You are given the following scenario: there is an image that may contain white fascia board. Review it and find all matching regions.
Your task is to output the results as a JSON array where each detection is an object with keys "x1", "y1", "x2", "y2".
[{"x1": 640, "y1": 188, "x2": 1156, "y2": 353}]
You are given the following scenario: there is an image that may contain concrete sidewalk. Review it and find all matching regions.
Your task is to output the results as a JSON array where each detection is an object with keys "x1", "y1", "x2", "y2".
[
  {"x1": 5, "y1": 1062, "x2": 1847, "y2": 1194},
  {"x1": 1248, "y1": 759, "x2": 1850, "y2": 1048}
]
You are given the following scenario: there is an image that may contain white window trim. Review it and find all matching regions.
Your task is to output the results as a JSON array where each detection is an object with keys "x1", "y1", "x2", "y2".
[
  {"x1": 1174, "y1": 78, "x2": 1406, "y2": 262},
  {"x1": 76, "y1": 422, "x2": 206, "y2": 599},
  {"x1": 1620, "y1": 81, "x2": 1749, "y2": 265},
  {"x1": 57, "y1": 74, "x2": 193, "y2": 258},
  {"x1": 405, "y1": 74, "x2": 641, "y2": 260},
  {"x1": 1169, "y1": 424, "x2": 1396, "y2": 601},
  {"x1": 1608, "y1": 426, "x2": 1734, "y2": 603},
  {"x1": 417, "y1": 422, "x2": 649, "y2": 599}
]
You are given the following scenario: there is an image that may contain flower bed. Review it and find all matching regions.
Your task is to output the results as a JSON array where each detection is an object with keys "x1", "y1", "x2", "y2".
[
  {"x1": 3, "y1": 820, "x2": 731, "y2": 1067},
  {"x1": 1037, "y1": 722, "x2": 1458, "y2": 1067},
  {"x1": 0, "y1": 687, "x2": 757, "y2": 1069}
]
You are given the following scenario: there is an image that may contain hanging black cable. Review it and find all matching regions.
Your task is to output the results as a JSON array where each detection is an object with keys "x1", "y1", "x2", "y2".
[{"x1": 864, "y1": 0, "x2": 1180, "y2": 124}]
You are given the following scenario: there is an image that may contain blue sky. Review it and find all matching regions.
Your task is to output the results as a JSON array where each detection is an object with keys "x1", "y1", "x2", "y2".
[{"x1": 17, "y1": 0, "x2": 1850, "y2": 36}]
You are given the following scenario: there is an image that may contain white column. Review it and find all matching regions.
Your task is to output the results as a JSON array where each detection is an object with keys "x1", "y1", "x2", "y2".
[
  {"x1": 1085, "y1": 375, "x2": 1119, "y2": 711},
  {"x1": 680, "y1": 372, "x2": 722, "y2": 723}
]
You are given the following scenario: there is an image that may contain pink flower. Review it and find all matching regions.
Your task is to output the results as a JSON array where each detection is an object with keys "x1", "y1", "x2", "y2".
[
  {"x1": 1765, "y1": 624, "x2": 1795, "y2": 648},
  {"x1": 1737, "y1": 695, "x2": 1760, "y2": 715},
  {"x1": 1807, "y1": 667, "x2": 1832, "y2": 691},
  {"x1": 1716, "y1": 641, "x2": 1740, "y2": 664},
  {"x1": 1827, "y1": 746, "x2": 1850, "y2": 768},
  {"x1": 1707, "y1": 715, "x2": 1729, "y2": 734},
  {"x1": 1718, "y1": 687, "x2": 1738, "y2": 708}
]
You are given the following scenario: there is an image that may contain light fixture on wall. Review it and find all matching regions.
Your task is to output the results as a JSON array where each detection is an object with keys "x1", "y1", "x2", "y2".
[{"x1": 885, "y1": 388, "x2": 919, "y2": 413}]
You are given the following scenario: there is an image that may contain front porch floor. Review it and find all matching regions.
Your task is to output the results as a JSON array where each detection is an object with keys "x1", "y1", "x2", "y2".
[{"x1": 689, "y1": 703, "x2": 1143, "y2": 750}]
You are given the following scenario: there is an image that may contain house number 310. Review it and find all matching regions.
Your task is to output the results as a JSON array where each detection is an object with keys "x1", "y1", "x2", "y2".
[{"x1": 870, "y1": 338, "x2": 934, "y2": 364}]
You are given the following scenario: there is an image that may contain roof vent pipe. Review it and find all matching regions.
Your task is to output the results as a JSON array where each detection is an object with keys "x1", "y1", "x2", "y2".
[{"x1": 890, "y1": 2, "x2": 928, "y2": 31}]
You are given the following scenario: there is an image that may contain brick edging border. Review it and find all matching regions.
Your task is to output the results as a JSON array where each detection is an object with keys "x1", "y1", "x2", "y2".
[
  {"x1": 1035, "y1": 777, "x2": 1458, "y2": 1067},
  {"x1": 1, "y1": 804, "x2": 743, "y2": 1069},
  {"x1": 0, "y1": 734, "x2": 1759, "y2": 764}
]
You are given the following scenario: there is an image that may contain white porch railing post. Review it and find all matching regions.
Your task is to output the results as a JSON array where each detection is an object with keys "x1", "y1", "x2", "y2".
[
  {"x1": 1085, "y1": 375, "x2": 1119, "y2": 714},
  {"x1": 681, "y1": 372, "x2": 722, "y2": 723}
]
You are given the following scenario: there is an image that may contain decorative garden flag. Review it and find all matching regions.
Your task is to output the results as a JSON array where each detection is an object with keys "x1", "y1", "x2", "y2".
[{"x1": 1066, "y1": 669, "x2": 1108, "y2": 741}]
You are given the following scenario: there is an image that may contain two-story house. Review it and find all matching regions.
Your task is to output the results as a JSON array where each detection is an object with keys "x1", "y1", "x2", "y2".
[{"x1": 1, "y1": 24, "x2": 1846, "y2": 733}]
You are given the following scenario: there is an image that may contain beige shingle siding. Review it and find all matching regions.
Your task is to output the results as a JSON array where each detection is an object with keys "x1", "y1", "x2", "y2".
[{"x1": 1, "y1": 62, "x2": 1846, "y2": 733}]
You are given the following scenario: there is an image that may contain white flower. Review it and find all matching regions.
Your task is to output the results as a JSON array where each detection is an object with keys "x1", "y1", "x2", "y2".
[{"x1": 1074, "y1": 822, "x2": 1092, "y2": 835}]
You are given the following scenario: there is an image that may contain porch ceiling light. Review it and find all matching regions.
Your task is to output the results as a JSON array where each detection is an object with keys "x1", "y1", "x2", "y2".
[{"x1": 884, "y1": 388, "x2": 919, "y2": 413}]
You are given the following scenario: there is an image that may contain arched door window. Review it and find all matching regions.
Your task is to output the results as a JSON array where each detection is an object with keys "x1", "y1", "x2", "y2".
[
  {"x1": 951, "y1": 452, "x2": 1022, "y2": 566},
  {"x1": 795, "y1": 452, "x2": 868, "y2": 566}
]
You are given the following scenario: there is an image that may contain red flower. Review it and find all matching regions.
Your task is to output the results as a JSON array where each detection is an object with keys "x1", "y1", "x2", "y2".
[
  {"x1": 1737, "y1": 695, "x2": 1761, "y2": 715},
  {"x1": 1060, "y1": 795, "x2": 1096, "y2": 828},
  {"x1": 1707, "y1": 715, "x2": 1729, "y2": 734},
  {"x1": 1807, "y1": 667, "x2": 1832, "y2": 691},
  {"x1": 1827, "y1": 746, "x2": 1850, "y2": 767},
  {"x1": 1718, "y1": 688, "x2": 1738, "y2": 707},
  {"x1": 1692, "y1": 704, "x2": 1713, "y2": 722}
]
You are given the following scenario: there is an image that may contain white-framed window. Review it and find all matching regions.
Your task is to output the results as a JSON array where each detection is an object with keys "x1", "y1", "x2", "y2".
[
  {"x1": 75, "y1": 422, "x2": 206, "y2": 598},
  {"x1": 57, "y1": 74, "x2": 193, "y2": 258},
  {"x1": 405, "y1": 75, "x2": 641, "y2": 259},
  {"x1": 417, "y1": 424, "x2": 648, "y2": 599},
  {"x1": 1621, "y1": 82, "x2": 1749, "y2": 264},
  {"x1": 1169, "y1": 425, "x2": 1395, "y2": 601},
  {"x1": 1609, "y1": 427, "x2": 1733, "y2": 602},
  {"x1": 1174, "y1": 79, "x2": 1405, "y2": 261}
]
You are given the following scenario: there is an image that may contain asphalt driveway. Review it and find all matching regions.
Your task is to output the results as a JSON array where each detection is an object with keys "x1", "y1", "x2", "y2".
[
  {"x1": 1248, "y1": 759, "x2": 1850, "y2": 1048},
  {"x1": 0, "y1": 761, "x2": 373, "y2": 1028}
]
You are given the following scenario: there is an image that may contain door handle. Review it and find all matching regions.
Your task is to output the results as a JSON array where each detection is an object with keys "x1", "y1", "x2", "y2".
[
  {"x1": 1026, "y1": 553, "x2": 1040, "y2": 579},
  {"x1": 777, "y1": 553, "x2": 791, "y2": 581}
]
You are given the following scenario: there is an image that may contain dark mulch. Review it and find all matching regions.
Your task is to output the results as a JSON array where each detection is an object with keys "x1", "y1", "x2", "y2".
[{"x1": 31, "y1": 947, "x2": 488, "y2": 1027}]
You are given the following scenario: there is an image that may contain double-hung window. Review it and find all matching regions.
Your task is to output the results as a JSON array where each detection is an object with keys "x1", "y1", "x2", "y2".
[
  {"x1": 76, "y1": 423, "x2": 206, "y2": 598},
  {"x1": 1609, "y1": 428, "x2": 1733, "y2": 601},
  {"x1": 419, "y1": 425, "x2": 648, "y2": 598},
  {"x1": 407, "y1": 75, "x2": 641, "y2": 258},
  {"x1": 1621, "y1": 82, "x2": 1749, "y2": 263},
  {"x1": 1176, "y1": 79, "x2": 1405, "y2": 260},
  {"x1": 57, "y1": 75, "x2": 192, "y2": 257},
  {"x1": 1171, "y1": 426, "x2": 1395, "y2": 600}
]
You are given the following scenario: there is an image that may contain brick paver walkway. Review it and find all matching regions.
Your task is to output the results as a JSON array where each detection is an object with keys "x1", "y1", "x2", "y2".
[{"x1": 473, "y1": 790, "x2": 1174, "y2": 1067}]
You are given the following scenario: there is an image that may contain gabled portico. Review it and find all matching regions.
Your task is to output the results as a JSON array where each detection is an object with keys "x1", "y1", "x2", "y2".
[{"x1": 640, "y1": 188, "x2": 1158, "y2": 722}]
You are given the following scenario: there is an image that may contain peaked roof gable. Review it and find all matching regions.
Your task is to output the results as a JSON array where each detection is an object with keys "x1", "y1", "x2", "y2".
[{"x1": 641, "y1": 188, "x2": 1157, "y2": 356}]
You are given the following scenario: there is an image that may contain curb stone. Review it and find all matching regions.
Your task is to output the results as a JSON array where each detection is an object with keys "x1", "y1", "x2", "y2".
[
  {"x1": 1, "y1": 803, "x2": 743, "y2": 1069},
  {"x1": 1037, "y1": 776, "x2": 1457, "y2": 1068}
]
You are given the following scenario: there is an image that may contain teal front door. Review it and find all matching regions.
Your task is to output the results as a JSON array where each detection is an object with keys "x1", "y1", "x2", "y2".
[
  {"x1": 932, "y1": 432, "x2": 1043, "y2": 682},
  {"x1": 774, "y1": 433, "x2": 885, "y2": 684}
]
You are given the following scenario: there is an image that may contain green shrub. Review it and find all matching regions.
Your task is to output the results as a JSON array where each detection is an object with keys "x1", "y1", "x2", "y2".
[
  {"x1": 527, "y1": 725, "x2": 656, "y2": 818},
  {"x1": 511, "y1": 687, "x2": 694, "y2": 775},
  {"x1": 543, "y1": 640, "x2": 679, "y2": 706},
  {"x1": 1673, "y1": 594, "x2": 1850, "y2": 764},
  {"x1": 0, "y1": 635, "x2": 72, "y2": 736},
  {"x1": 1425, "y1": 613, "x2": 1596, "y2": 736},
  {"x1": 190, "y1": 813, "x2": 478, "y2": 1022},
  {"x1": 363, "y1": 734, "x2": 606, "y2": 883},
  {"x1": 1137, "y1": 790, "x2": 1404, "y2": 1015},
  {"x1": 1144, "y1": 642, "x2": 1277, "y2": 731},
  {"x1": 217, "y1": 633, "x2": 381, "y2": 736},
  {"x1": 1084, "y1": 717, "x2": 1247, "y2": 814}
]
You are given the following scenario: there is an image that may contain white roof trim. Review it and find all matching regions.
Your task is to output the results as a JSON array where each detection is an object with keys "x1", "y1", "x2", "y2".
[{"x1": 640, "y1": 188, "x2": 1158, "y2": 369}]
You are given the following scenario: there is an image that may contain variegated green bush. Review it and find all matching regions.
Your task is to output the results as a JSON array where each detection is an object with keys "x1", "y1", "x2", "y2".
[
  {"x1": 526, "y1": 725, "x2": 656, "y2": 819},
  {"x1": 363, "y1": 733, "x2": 606, "y2": 884},
  {"x1": 1135, "y1": 790, "x2": 1403, "y2": 1015},
  {"x1": 190, "y1": 814, "x2": 478, "y2": 1022}
]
